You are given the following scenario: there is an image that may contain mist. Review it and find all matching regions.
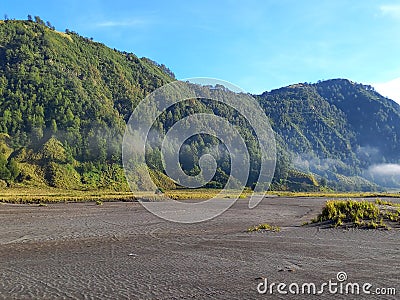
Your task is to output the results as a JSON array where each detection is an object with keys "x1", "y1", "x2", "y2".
[{"x1": 368, "y1": 164, "x2": 400, "y2": 176}]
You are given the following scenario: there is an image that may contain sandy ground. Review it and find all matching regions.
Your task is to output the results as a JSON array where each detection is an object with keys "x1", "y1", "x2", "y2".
[{"x1": 0, "y1": 197, "x2": 399, "y2": 299}]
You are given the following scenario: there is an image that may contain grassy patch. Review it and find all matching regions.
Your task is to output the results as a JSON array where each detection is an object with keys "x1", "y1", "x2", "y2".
[
  {"x1": 0, "y1": 187, "x2": 254, "y2": 204},
  {"x1": 0, "y1": 187, "x2": 136, "y2": 204},
  {"x1": 375, "y1": 198, "x2": 400, "y2": 207},
  {"x1": 248, "y1": 223, "x2": 281, "y2": 232},
  {"x1": 269, "y1": 191, "x2": 400, "y2": 198},
  {"x1": 165, "y1": 188, "x2": 253, "y2": 200},
  {"x1": 309, "y1": 199, "x2": 400, "y2": 229}
]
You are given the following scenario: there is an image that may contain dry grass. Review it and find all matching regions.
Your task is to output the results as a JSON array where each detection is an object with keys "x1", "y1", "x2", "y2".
[
  {"x1": 165, "y1": 188, "x2": 253, "y2": 200},
  {"x1": 0, "y1": 187, "x2": 255, "y2": 204},
  {"x1": 268, "y1": 191, "x2": 400, "y2": 198},
  {"x1": 247, "y1": 223, "x2": 281, "y2": 232},
  {"x1": 308, "y1": 199, "x2": 400, "y2": 229},
  {"x1": 2, "y1": 187, "x2": 399, "y2": 205},
  {"x1": 54, "y1": 30, "x2": 73, "y2": 41},
  {"x1": 0, "y1": 187, "x2": 136, "y2": 204}
]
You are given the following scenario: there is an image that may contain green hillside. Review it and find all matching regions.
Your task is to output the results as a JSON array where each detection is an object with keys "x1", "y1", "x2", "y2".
[
  {"x1": 0, "y1": 19, "x2": 173, "y2": 189},
  {"x1": 258, "y1": 79, "x2": 400, "y2": 190},
  {"x1": 1, "y1": 19, "x2": 400, "y2": 191}
]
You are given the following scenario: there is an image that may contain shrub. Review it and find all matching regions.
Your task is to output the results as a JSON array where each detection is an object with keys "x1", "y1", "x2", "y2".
[
  {"x1": 0, "y1": 153, "x2": 11, "y2": 180},
  {"x1": 311, "y1": 199, "x2": 394, "y2": 229},
  {"x1": 45, "y1": 162, "x2": 81, "y2": 188},
  {"x1": 40, "y1": 137, "x2": 67, "y2": 163},
  {"x1": 248, "y1": 223, "x2": 281, "y2": 232}
]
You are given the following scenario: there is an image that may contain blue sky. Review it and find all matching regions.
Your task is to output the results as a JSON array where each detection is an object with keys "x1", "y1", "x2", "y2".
[{"x1": 2, "y1": 0, "x2": 400, "y2": 101}]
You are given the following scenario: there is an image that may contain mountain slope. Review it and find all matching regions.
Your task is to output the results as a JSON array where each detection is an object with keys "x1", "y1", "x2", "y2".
[
  {"x1": 0, "y1": 20, "x2": 173, "y2": 154},
  {"x1": 314, "y1": 79, "x2": 400, "y2": 164},
  {"x1": 257, "y1": 79, "x2": 400, "y2": 189},
  {"x1": 1, "y1": 19, "x2": 400, "y2": 191},
  {"x1": 0, "y1": 19, "x2": 174, "y2": 189}
]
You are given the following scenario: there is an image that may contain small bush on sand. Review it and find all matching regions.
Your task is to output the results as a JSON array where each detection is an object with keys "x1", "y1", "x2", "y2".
[
  {"x1": 248, "y1": 223, "x2": 281, "y2": 232},
  {"x1": 310, "y1": 199, "x2": 399, "y2": 229}
]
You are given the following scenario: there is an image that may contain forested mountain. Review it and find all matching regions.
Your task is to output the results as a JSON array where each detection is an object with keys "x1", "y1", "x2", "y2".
[
  {"x1": 1, "y1": 19, "x2": 399, "y2": 191},
  {"x1": 0, "y1": 19, "x2": 173, "y2": 190},
  {"x1": 258, "y1": 80, "x2": 400, "y2": 190}
]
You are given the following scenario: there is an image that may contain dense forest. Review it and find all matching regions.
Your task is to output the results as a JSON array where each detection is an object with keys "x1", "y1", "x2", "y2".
[
  {"x1": 1, "y1": 19, "x2": 400, "y2": 191},
  {"x1": 258, "y1": 80, "x2": 400, "y2": 190},
  {"x1": 0, "y1": 18, "x2": 173, "y2": 190}
]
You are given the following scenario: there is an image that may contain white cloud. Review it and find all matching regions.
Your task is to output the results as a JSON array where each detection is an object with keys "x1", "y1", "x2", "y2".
[
  {"x1": 372, "y1": 77, "x2": 400, "y2": 104},
  {"x1": 380, "y1": 5, "x2": 400, "y2": 18},
  {"x1": 96, "y1": 19, "x2": 149, "y2": 28},
  {"x1": 368, "y1": 163, "x2": 400, "y2": 176}
]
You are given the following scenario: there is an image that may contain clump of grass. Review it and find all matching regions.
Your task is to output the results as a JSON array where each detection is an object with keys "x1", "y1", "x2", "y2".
[
  {"x1": 166, "y1": 189, "x2": 221, "y2": 200},
  {"x1": 268, "y1": 191, "x2": 400, "y2": 198},
  {"x1": 95, "y1": 200, "x2": 103, "y2": 206},
  {"x1": 164, "y1": 188, "x2": 253, "y2": 200},
  {"x1": 0, "y1": 187, "x2": 136, "y2": 204},
  {"x1": 248, "y1": 223, "x2": 281, "y2": 232},
  {"x1": 375, "y1": 198, "x2": 400, "y2": 207},
  {"x1": 383, "y1": 211, "x2": 399, "y2": 222},
  {"x1": 38, "y1": 202, "x2": 47, "y2": 207},
  {"x1": 310, "y1": 199, "x2": 397, "y2": 229}
]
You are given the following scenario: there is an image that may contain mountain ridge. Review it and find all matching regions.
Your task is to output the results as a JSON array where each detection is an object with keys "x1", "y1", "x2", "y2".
[
  {"x1": 1, "y1": 19, "x2": 399, "y2": 191},
  {"x1": 258, "y1": 78, "x2": 400, "y2": 189}
]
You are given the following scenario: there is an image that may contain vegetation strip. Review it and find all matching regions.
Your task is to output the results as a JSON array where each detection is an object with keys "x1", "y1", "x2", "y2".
[
  {"x1": 306, "y1": 199, "x2": 400, "y2": 229},
  {"x1": 247, "y1": 223, "x2": 281, "y2": 232}
]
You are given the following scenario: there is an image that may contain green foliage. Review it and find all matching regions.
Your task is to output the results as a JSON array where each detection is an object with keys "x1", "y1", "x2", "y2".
[
  {"x1": 149, "y1": 169, "x2": 177, "y2": 190},
  {"x1": 383, "y1": 211, "x2": 399, "y2": 222},
  {"x1": 331, "y1": 174, "x2": 378, "y2": 192},
  {"x1": 247, "y1": 223, "x2": 281, "y2": 232},
  {"x1": 0, "y1": 134, "x2": 12, "y2": 157},
  {"x1": 0, "y1": 17, "x2": 322, "y2": 192},
  {"x1": 375, "y1": 198, "x2": 400, "y2": 207},
  {"x1": 285, "y1": 169, "x2": 319, "y2": 191},
  {"x1": 0, "y1": 153, "x2": 10, "y2": 180},
  {"x1": 0, "y1": 187, "x2": 136, "y2": 204},
  {"x1": 0, "y1": 20, "x2": 400, "y2": 192},
  {"x1": 258, "y1": 82, "x2": 356, "y2": 172},
  {"x1": 0, "y1": 148, "x2": 20, "y2": 182},
  {"x1": 258, "y1": 79, "x2": 400, "y2": 190},
  {"x1": 0, "y1": 19, "x2": 173, "y2": 164},
  {"x1": 40, "y1": 137, "x2": 67, "y2": 162},
  {"x1": 315, "y1": 79, "x2": 400, "y2": 164},
  {"x1": 17, "y1": 162, "x2": 47, "y2": 186},
  {"x1": 0, "y1": 19, "x2": 172, "y2": 190},
  {"x1": 7, "y1": 158, "x2": 19, "y2": 180},
  {"x1": 45, "y1": 162, "x2": 81, "y2": 189},
  {"x1": 311, "y1": 199, "x2": 398, "y2": 229}
]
